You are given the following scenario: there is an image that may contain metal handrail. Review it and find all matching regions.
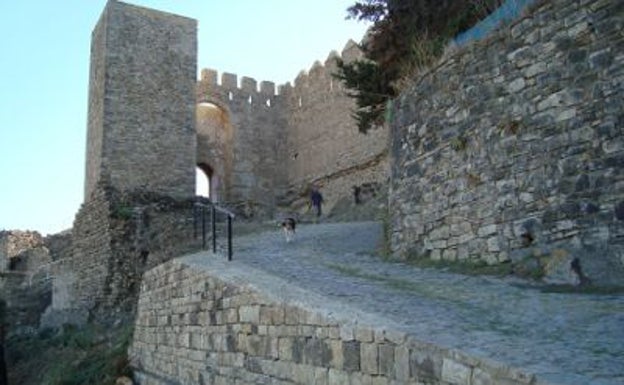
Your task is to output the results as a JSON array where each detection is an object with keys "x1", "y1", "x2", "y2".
[{"x1": 193, "y1": 199, "x2": 235, "y2": 260}]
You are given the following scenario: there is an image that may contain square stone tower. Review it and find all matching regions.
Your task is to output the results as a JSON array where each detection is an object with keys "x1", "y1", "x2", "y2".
[{"x1": 84, "y1": 0, "x2": 197, "y2": 200}]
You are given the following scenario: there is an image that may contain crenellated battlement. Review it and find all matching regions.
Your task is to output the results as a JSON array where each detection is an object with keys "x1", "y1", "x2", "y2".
[
  {"x1": 289, "y1": 40, "x2": 362, "y2": 96},
  {"x1": 198, "y1": 39, "x2": 363, "y2": 106},
  {"x1": 199, "y1": 68, "x2": 277, "y2": 96}
]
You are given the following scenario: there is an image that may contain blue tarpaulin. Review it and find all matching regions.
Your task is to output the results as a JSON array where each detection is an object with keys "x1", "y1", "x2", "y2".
[{"x1": 453, "y1": 0, "x2": 537, "y2": 45}]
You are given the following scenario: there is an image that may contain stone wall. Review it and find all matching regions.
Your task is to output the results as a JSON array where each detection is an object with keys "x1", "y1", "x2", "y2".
[
  {"x1": 49, "y1": 184, "x2": 207, "y2": 324},
  {"x1": 0, "y1": 231, "x2": 66, "y2": 333},
  {"x1": 84, "y1": 0, "x2": 197, "y2": 200},
  {"x1": 0, "y1": 231, "x2": 44, "y2": 271},
  {"x1": 196, "y1": 69, "x2": 288, "y2": 217},
  {"x1": 284, "y1": 41, "x2": 388, "y2": 192},
  {"x1": 0, "y1": 271, "x2": 51, "y2": 336},
  {"x1": 389, "y1": 0, "x2": 624, "y2": 284},
  {"x1": 196, "y1": 40, "x2": 389, "y2": 218},
  {"x1": 69, "y1": 184, "x2": 115, "y2": 313},
  {"x1": 129, "y1": 257, "x2": 542, "y2": 385}
]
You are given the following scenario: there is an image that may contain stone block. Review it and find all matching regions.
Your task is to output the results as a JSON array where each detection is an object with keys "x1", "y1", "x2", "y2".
[
  {"x1": 340, "y1": 325, "x2": 355, "y2": 341},
  {"x1": 350, "y1": 372, "x2": 374, "y2": 385},
  {"x1": 356, "y1": 327, "x2": 374, "y2": 342},
  {"x1": 441, "y1": 358, "x2": 472, "y2": 385},
  {"x1": 239, "y1": 305, "x2": 260, "y2": 324},
  {"x1": 292, "y1": 363, "x2": 316, "y2": 385},
  {"x1": 393, "y1": 346, "x2": 410, "y2": 381},
  {"x1": 478, "y1": 224, "x2": 498, "y2": 237},
  {"x1": 471, "y1": 367, "x2": 494, "y2": 385},
  {"x1": 278, "y1": 337, "x2": 294, "y2": 361},
  {"x1": 304, "y1": 337, "x2": 332, "y2": 367},
  {"x1": 343, "y1": 341, "x2": 361, "y2": 372},
  {"x1": 259, "y1": 306, "x2": 284, "y2": 325},
  {"x1": 328, "y1": 369, "x2": 349, "y2": 385},
  {"x1": 377, "y1": 344, "x2": 395, "y2": 377},
  {"x1": 291, "y1": 337, "x2": 306, "y2": 364},
  {"x1": 329, "y1": 340, "x2": 344, "y2": 369},
  {"x1": 410, "y1": 349, "x2": 442, "y2": 382},
  {"x1": 361, "y1": 343, "x2": 378, "y2": 375},
  {"x1": 372, "y1": 377, "x2": 389, "y2": 385},
  {"x1": 487, "y1": 237, "x2": 501, "y2": 252}
]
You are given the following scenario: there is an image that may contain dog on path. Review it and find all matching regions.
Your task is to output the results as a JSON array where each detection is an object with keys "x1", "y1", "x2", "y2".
[{"x1": 281, "y1": 217, "x2": 296, "y2": 243}]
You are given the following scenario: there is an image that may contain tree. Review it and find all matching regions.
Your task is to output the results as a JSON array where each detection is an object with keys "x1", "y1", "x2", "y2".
[{"x1": 336, "y1": 0, "x2": 503, "y2": 132}]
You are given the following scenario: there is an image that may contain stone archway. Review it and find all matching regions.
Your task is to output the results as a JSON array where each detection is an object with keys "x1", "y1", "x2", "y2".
[
  {"x1": 196, "y1": 163, "x2": 218, "y2": 201},
  {"x1": 196, "y1": 102, "x2": 233, "y2": 202}
]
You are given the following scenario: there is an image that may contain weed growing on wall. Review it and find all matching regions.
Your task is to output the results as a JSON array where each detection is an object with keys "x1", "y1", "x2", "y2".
[{"x1": 336, "y1": 0, "x2": 506, "y2": 132}]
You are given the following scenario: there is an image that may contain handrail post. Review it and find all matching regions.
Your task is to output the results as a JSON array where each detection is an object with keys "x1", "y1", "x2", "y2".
[
  {"x1": 227, "y1": 215, "x2": 233, "y2": 261},
  {"x1": 201, "y1": 205, "x2": 206, "y2": 249},
  {"x1": 193, "y1": 203, "x2": 198, "y2": 239},
  {"x1": 211, "y1": 205, "x2": 217, "y2": 253}
]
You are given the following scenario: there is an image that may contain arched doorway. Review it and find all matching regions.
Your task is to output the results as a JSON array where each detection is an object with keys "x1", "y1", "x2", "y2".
[
  {"x1": 196, "y1": 163, "x2": 218, "y2": 201},
  {"x1": 196, "y1": 101, "x2": 232, "y2": 202}
]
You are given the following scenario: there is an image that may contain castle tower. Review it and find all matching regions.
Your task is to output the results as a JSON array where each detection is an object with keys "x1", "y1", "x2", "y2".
[{"x1": 84, "y1": 0, "x2": 197, "y2": 200}]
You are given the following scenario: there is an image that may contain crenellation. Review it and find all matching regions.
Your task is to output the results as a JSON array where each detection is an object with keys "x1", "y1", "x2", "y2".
[
  {"x1": 341, "y1": 39, "x2": 362, "y2": 63},
  {"x1": 259, "y1": 80, "x2": 275, "y2": 95},
  {"x1": 200, "y1": 68, "x2": 218, "y2": 84},
  {"x1": 277, "y1": 82, "x2": 292, "y2": 96},
  {"x1": 221, "y1": 72, "x2": 238, "y2": 89},
  {"x1": 240, "y1": 76, "x2": 257, "y2": 93},
  {"x1": 294, "y1": 70, "x2": 309, "y2": 88},
  {"x1": 310, "y1": 60, "x2": 324, "y2": 75},
  {"x1": 325, "y1": 50, "x2": 340, "y2": 66}
]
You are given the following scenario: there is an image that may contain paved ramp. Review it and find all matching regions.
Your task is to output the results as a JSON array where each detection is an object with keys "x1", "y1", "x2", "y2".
[{"x1": 199, "y1": 221, "x2": 623, "y2": 385}]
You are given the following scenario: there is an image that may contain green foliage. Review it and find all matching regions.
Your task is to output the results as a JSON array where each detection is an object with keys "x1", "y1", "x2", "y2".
[
  {"x1": 7, "y1": 323, "x2": 133, "y2": 385},
  {"x1": 334, "y1": 58, "x2": 394, "y2": 132},
  {"x1": 450, "y1": 134, "x2": 468, "y2": 151},
  {"x1": 337, "y1": 0, "x2": 504, "y2": 132},
  {"x1": 112, "y1": 205, "x2": 134, "y2": 220}
]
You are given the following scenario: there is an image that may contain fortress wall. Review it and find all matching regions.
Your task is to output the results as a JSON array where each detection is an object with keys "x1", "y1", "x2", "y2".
[
  {"x1": 62, "y1": 185, "x2": 203, "y2": 321},
  {"x1": 129, "y1": 257, "x2": 539, "y2": 385},
  {"x1": 85, "y1": 0, "x2": 197, "y2": 200},
  {"x1": 84, "y1": 6, "x2": 107, "y2": 201},
  {"x1": 197, "y1": 70, "x2": 289, "y2": 216},
  {"x1": 283, "y1": 42, "x2": 389, "y2": 212},
  {"x1": 389, "y1": 0, "x2": 624, "y2": 283},
  {"x1": 69, "y1": 184, "x2": 115, "y2": 312}
]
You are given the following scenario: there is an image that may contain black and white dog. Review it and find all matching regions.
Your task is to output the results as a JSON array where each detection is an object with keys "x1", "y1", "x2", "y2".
[{"x1": 281, "y1": 217, "x2": 296, "y2": 243}]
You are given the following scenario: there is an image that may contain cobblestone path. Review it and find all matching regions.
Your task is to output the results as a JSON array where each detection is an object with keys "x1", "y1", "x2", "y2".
[{"x1": 205, "y1": 221, "x2": 624, "y2": 385}]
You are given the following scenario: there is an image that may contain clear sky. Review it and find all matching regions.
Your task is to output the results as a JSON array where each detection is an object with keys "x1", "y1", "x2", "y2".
[{"x1": 0, "y1": 0, "x2": 370, "y2": 235}]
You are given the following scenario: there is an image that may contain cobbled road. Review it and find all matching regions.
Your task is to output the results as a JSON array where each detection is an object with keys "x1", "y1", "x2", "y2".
[{"x1": 204, "y1": 221, "x2": 624, "y2": 385}]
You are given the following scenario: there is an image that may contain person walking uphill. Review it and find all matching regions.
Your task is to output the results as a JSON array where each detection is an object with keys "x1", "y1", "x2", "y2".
[{"x1": 310, "y1": 186, "x2": 324, "y2": 219}]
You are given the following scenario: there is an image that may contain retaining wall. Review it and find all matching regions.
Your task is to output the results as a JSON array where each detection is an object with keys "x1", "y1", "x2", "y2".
[
  {"x1": 129, "y1": 256, "x2": 543, "y2": 385},
  {"x1": 389, "y1": 0, "x2": 624, "y2": 284}
]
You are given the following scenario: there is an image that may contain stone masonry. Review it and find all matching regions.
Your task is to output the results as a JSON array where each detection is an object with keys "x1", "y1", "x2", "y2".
[
  {"x1": 130, "y1": 257, "x2": 541, "y2": 385},
  {"x1": 196, "y1": 40, "x2": 389, "y2": 218},
  {"x1": 389, "y1": 0, "x2": 624, "y2": 284},
  {"x1": 84, "y1": 0, "x2": 197, "y2": 201}
]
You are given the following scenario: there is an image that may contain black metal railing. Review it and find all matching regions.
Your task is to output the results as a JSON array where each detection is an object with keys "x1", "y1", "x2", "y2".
[{"x1": 193, "y1": 199, "x2": 236, "y2": 261}]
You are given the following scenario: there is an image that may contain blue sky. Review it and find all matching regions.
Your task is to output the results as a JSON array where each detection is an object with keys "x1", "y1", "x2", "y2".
[{"x1": 0, "y1": 0, "x2": 369, "y2": 235}]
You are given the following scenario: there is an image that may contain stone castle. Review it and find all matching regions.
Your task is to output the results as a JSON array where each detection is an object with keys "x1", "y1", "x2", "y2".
[
  {"x1": 84, "y1": 0, "x2": 388, "y2": 219},
  {"x1": 1, "y1": 0, "x2": 623, "y2": 383}
]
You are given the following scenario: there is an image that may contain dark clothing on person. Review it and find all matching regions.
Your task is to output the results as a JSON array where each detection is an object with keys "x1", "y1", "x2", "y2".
[{"x1": 310, "y1": 189, "x2": 323, "y2": 217}]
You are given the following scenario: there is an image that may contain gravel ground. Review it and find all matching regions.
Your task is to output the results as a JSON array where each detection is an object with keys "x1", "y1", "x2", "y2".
[{"x1": 200, "y1": 221, "x2": 624, "y2": 385}]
